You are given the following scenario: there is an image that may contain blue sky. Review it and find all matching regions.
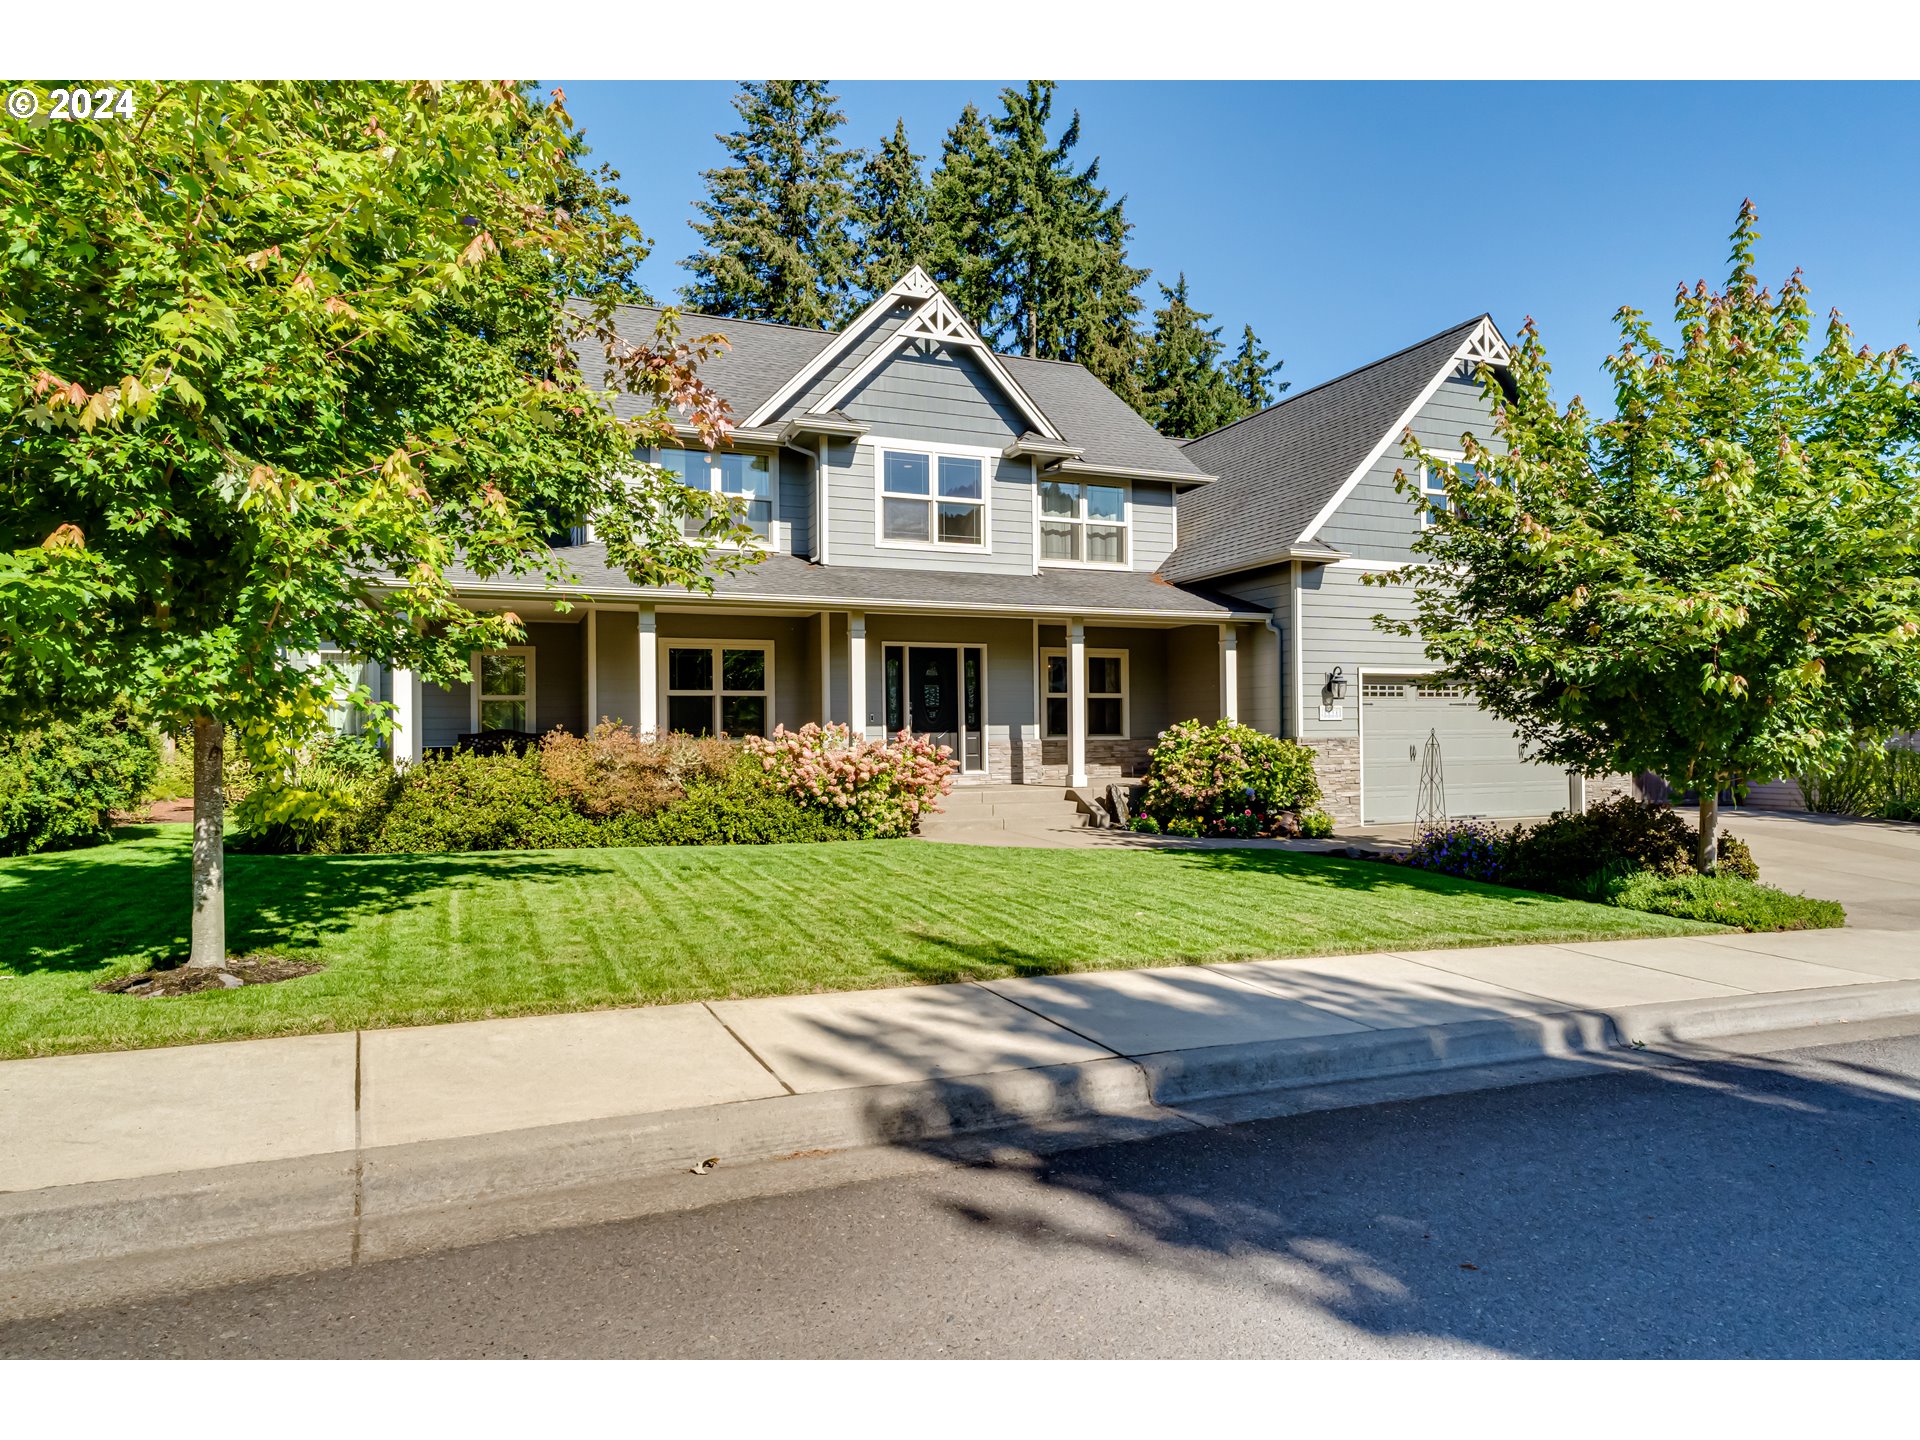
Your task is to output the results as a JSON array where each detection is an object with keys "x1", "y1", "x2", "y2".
[{"x1": 555, "y1": 80, "x2": 1920, "y2": 406}]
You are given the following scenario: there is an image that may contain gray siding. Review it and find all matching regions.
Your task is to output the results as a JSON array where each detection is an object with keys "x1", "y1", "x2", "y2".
[
  {"x1": 1314, "y1": 375, "x2": 1503, "y2": 563},
  {"x1": 840, "y1": 345, "x2": 1025, "y2": 448},
  {"x1": 778, "y1": 449, "x2": 813, "y2": 560},
  {"x1": 825, "y1": 438, "x2": 1038, "y2": 576},
  {"x1": 1216, "y1": 564, "x2": 1293, "y2": 738},
  {"x1": 591, "y1": 610, "x2": 641, "y2": 730},
  {"x1": 527, "y1": 621, "x2": 584, "y2": 737},
  {"x1": 1165, "y1": 624, "x2": 1221, "y2": 728},
  {"x1": 1296, "y1": 564, "x2": 1432, "y2": 742},
  {"x1": 422, "y1": 678, "x2": 468, "y2": 749},
  {"x1": 1127, "y1": 483, "x2": 1179, "y2": 571}
]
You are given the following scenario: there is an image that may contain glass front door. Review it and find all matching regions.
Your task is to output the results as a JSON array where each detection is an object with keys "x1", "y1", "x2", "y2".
[{"x1": 884, "y1": 644, "x2": 985, "y2": 772}]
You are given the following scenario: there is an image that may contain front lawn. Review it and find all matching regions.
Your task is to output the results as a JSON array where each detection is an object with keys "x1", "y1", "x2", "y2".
[{"x1": 0, "y1": 827, "x2": 1722, "y2": 1059}]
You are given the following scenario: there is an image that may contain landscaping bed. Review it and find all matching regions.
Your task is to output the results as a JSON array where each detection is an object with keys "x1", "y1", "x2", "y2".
[{"x1": 0, "y1": 826, "x2": 1721, "y2": 1060}]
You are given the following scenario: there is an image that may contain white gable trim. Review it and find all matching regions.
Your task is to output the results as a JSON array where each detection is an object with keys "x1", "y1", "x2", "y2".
[
  {"x1": 741, "y1": 267, "x2": 1063, "y2": 441},
  {"x1": 1295, "y1": 317, "x2": 1509, "y2": 545}
]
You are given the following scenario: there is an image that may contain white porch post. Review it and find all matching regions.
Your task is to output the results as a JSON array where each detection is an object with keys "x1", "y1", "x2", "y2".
[
  {"x1": 819, "y1": 612, "x2": 834, "y2": 726},
  {"x1": 847, "y1": 611, "x2": 867, "y2": 739},
  {"x1": 637, "y1": 605, "x2": 658, "y2": 737},
  {"x1": 1219, "y1": 623, "x2": 1239, "y2": 724},
  {"x1": 1067, "y1": 617, "x2": 1088, "y2": 789},
  {"x1": 585, "y1": 609, "x2": 599, "y2": 731},
  {"x1": 390, "y1": 666, "x2": 422, "y2": 768}
]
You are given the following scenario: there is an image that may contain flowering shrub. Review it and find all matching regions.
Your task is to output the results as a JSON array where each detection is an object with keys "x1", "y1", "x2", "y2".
[
  {"x1": 1137, "y1": 719, "x2": 1321, "y2": 839},
  {"x1": 745, "y1": 723, "x2": 957, "y2": 838},
  {"x1": 539, "y1": 723, "x2": 734, "y2": 819},
  {"x1": 1405, "y1": 818, "x2": 1507, "y2": 883},
  {"x1": 1299, "y1": 808, "x2": 1335, "y2": 839}
]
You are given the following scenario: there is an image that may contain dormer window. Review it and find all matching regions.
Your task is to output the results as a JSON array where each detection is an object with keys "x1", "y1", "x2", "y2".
[{"x1": 877, "y1": 445, "x2": 988, "y2": 549}]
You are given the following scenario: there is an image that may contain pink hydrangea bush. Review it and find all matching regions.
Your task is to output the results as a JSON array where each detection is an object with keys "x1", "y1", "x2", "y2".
[{"x1": 744, "y1": 723, "x2": 958, "y2": 838}]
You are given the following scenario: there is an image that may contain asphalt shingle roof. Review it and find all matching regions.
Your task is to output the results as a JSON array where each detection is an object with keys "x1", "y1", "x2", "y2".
[
  {"x1": 1161, "y1": 317, "x2": 1487, "y2": 583},
  {"x1": 583, "y1": 303, "x2": 1205, "y2": 480},
  {"x1": 442, "y1": 546, "x2": 1262, "y2": 621}
]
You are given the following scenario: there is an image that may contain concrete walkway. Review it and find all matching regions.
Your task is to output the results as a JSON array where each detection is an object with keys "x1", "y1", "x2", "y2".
[{"x1": 6, "y1": 927, "x2": 1918, "y2": 1197}]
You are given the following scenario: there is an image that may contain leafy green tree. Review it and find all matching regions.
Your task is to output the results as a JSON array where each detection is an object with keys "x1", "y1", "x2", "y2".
[
  {"x1": 682, "y1": 80, "x2": 859, "y2": 328},
  {"x1": 850, "y1": 118, "x2": 929, "y2": 307},
  {"x1": 1376, "y1": 202, "x2": 1920, "y2": 869},
  {"x1": 0, "y1": 80, "x2": 753, "y2": 968},
  {"x1": 1224, "y1": 323, "x2": 1287, "y2": 416},
  {"x1": 1139, "y1": 275, "x2": 1241, "y2": 438},
  {"x1": 980, "y1": 82, "x2": 1148, "y2": 398},
  {"x1": 924, "y1": 103, "x2": 1003, "y2": 331}
]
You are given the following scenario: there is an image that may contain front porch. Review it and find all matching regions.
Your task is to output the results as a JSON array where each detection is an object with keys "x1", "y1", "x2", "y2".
[{"x1": 387, "y1": 600, "x2": 1254, "y2": 786}]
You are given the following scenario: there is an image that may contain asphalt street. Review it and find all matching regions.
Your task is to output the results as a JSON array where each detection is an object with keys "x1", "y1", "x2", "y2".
[{"x1": 7, "y1": 1022, "x2": 1919, "y2": 1359}]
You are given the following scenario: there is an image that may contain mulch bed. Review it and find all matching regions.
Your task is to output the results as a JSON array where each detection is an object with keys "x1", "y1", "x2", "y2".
[{"x1": 95, "y1": 954, "x2": 323, "y2": 997}]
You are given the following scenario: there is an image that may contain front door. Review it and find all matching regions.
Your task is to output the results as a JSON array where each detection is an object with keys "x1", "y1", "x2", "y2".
[{"x1": 884, "y1": 644, "x2": 985, "y2": 772}]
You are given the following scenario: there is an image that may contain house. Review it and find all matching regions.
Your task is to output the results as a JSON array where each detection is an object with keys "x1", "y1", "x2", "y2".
[{"x1": 374, "y1": 267, "x2": 1606, "y2": 826}]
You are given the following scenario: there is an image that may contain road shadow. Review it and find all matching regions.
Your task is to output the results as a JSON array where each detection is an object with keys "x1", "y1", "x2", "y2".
[
  {"x1": 0, "y1": 831, "x2": 606, "y2": 976},
  {"x1": 863, "y1": 1024, "x2": 1920, "y2": 1357}
]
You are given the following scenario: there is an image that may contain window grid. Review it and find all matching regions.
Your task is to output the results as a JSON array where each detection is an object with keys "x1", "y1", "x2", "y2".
[
  {"x1": 1038, "y1": 480, "x2": 1128, "y2": 567},
  {"x1": 879, "y1": 448, "x2": 987, "y2": 549},
  {"x1": 1041, "y1": 648, "x2": 1128, "y2": 738},
  {"x1": 660, "y1": 447, "x2": 774, "y2": 541},
  {"x1": 664, "y1": 643, "x2": 771, "y2": 738}
]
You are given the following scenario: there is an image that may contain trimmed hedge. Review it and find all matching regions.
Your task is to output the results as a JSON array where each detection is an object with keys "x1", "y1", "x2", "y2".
[{"x1": 0, "y1": 707, "x2": 159, "y2": 856}]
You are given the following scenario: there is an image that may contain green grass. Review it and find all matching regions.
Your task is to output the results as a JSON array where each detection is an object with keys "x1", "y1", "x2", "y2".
[
  {"x1": 0, "y1": 827, "x2": 1724, "y2": 1060},
  {"x1": 1611, "y1": 872, "x2": 1847, "y2": 931}
]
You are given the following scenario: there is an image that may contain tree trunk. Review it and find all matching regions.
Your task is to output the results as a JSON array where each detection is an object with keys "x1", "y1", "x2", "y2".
[
  {"x1": 1696, "y1": 784, "x2": 1720, "y2": 875},
  {"x1": 188, "y1": 713, "x2": 227, "y2": 969}
]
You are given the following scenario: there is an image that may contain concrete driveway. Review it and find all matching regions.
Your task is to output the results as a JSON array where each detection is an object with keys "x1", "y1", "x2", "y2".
[{"x1": 1345, "y1": 810, "x2": 1920, "y2": 932}]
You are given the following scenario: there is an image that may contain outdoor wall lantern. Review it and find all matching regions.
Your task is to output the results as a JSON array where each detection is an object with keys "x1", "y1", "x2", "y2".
[{"x1": 1322, "y1": 666, "x2": 1348, "y2": 703}]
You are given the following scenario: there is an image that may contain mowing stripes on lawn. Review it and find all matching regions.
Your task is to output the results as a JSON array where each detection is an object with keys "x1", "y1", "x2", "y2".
[{"x1": 0, "y1": 828, "x2": 1722, "y2": 1059}]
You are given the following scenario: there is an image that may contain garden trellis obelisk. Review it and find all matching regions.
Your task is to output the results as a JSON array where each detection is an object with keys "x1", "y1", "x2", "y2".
[{"x1": 1415, "y1": 729, "x2": 1447, "y2": 828}]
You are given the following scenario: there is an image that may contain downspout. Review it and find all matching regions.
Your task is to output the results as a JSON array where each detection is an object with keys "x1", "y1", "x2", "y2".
[
  {"x1": 1267, "y1": 612, "x2": 1289, "y2": 739},
  {"x1": 815, "y1": 438, "x2": 830, "y2": 564}
]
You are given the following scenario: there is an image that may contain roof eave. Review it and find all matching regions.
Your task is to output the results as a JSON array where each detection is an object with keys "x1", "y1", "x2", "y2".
[
  {"x1": 1160, "y1": 543, "x2": 1350, "y2": 586},
  {"x1": 1044, "y1": 459, "x2": 1214, "y2": 488}
]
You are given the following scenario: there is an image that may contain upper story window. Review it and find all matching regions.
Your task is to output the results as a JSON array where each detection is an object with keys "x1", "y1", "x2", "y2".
[
  {"x1": 1418, "y1": 453, "x2": 1476, "y2": 527},
  {"x1": 1038, "y1": 480, "x2": 1128, "y2": 566},
  {"x1": 878, "y1": 447, "x2": 987, "y2": 549},
  {"x1": 659, "y1": 447, "x2": 773, "y2": 541}
]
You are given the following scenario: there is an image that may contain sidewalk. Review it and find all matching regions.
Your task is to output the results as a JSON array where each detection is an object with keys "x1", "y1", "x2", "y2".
[{"x1": 6, "y1": 927, "x2": 1920, "y2": 1318}]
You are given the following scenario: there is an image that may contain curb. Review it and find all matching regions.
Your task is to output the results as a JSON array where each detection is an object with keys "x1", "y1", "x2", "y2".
[{"x1": 5, "y1": 979, "x2": 1919, "y2": 1321}]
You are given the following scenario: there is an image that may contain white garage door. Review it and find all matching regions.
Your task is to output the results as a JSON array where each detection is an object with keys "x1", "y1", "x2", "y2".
[{"x1": 1360, "y1": 678, "x2": 1570, "y2": 824}]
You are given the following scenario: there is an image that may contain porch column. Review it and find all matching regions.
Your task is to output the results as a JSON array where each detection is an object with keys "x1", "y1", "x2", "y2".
[
  {"x1": 1219, "y1": 623, "x2": 1239, "y2": 724},
  {"x1": 1067, "y1": 617, "x2": 1088, "y2": 788},
  {"x1": 390, "y1": 665, "x2": 422, "y2": 768},
  {"x1": 585, "y1": 609, "x2": 599, "y2": 731},
  {"x1": 637, "y1": 604, "x2": 658, "y2": 737},
  {"x1": 818, "y1": 612, "x2": 834, "y2": 726},
  {"x1": 847, "y1": 611, "x2": 867, "y2": 739}
]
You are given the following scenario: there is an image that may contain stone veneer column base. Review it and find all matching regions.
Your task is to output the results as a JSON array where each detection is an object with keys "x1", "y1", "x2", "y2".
[
  {"x1": 1035, "y1": 738, "x2": 1152, "y2": 787},
  {"x1": 1301, "y1": 737, "x2": 1362, "y2": 827}
]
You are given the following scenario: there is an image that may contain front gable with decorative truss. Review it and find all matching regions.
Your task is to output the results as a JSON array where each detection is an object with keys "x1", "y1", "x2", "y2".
[{"x1": 748, "y1": 268, "x2": 1065, "y2": 443}]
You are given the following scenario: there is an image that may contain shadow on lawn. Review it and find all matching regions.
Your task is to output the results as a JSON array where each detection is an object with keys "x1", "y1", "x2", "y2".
[{"x1": 0, "y1": 830, "x2": 605, "y2": 977}]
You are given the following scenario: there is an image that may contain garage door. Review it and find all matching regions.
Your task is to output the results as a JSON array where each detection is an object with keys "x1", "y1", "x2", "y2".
[{"x1": 1360, "y1": 678, "x2": 1570, "y2": 824}]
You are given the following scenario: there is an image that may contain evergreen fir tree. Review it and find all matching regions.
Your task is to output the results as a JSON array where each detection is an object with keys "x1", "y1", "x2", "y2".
[
  {"x1": 982, "y1": 81, "x2": 1147, "y2": 396},
  {"x1": 850, "y1": 118, "x2": 929, "y2": 306},
  {"x1": 681, "y1": 81, "x2": 858, "y2": 328},
  {"x1": 1139, "y1": 274, "x2": 1241, "y2": 438},
  {"x1": 1223, "y1": 323, "x2": 1288, "y2": 418},
  {"x1": 924, "y1": 103, "x2": 1002, "y2": 330}
]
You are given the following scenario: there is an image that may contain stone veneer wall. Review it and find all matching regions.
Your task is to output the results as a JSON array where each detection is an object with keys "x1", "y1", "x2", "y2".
[
  {"x1": 1032, "y1": 737, "x2": 1153, "y2": 787},
  {"x1": 1582, "y1": 773, "x2": 1642, "y2": 807},
  {"x1": 1303, "y1": 737, "x2": 1361, "y2": 826}
]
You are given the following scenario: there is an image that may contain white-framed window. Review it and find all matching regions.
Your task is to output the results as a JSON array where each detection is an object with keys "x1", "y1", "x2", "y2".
[
  {"x1": 1037, "y1": 480, "x2": 1128, "y2": 566},
  {"x1": 312, "y1": 649, "x2": 378, "y2": 736},
  {"x1": 662, "y1": 641, "x2": 772, "y2": 738},
  {"x1": 658, "y1": 447, "x2": 774, "y2": 541},
  {"x1": 875, "y1": 444, "x2": 989, "y2": 549},
  {"x1": 472, "y1": 648, "x2": 536, "y2": 734},
  {"x1": 1418, "y1": 452, "x2": 1478, "y2": 528},
  {"x1": 1041, "y1": 648, "x2": 1128, "y2": 738}
]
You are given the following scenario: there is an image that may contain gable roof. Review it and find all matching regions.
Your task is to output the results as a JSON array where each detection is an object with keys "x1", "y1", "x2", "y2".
[
  {"x1": 1161, "y1": 316, "x2": 1504, "y2": 583},
  {"x1": 577, "y1": 277, "x2": 1207, "y2": 483}
]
